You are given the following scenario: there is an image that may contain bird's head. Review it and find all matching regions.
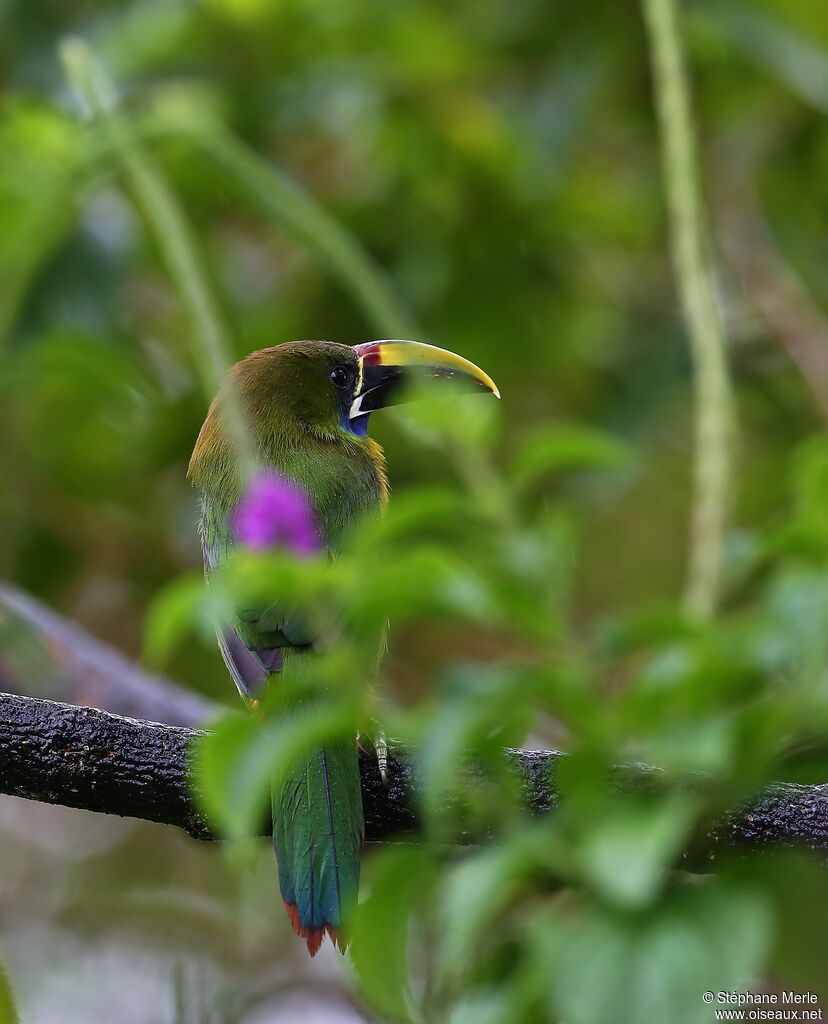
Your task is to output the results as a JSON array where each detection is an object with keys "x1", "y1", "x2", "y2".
[
  {"x1": 223, "y1": 338, "x2": 499, "y2": 440},
  {"x1": 189, "y1": 339, "x2": 499, "y2": 493}
]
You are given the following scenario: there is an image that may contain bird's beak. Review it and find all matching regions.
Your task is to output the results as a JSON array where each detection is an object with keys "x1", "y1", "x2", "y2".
[{"x1": 349, "y1": 340, "x2": 500, "y2": 420}]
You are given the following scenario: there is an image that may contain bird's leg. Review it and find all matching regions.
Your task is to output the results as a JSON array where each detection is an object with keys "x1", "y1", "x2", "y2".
[
  {"x1": 375, "y1": 728, "x2": 388, "y2": 786},
  {"x1": 356, "y1": 724, "x2": 389, "y2": 787}
]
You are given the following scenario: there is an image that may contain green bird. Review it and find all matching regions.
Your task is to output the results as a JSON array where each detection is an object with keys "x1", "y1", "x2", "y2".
[{"x1": 189, "y1": 339, "x2": 499, "y2": 955}]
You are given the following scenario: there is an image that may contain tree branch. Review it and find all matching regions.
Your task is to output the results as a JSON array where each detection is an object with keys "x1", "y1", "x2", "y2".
[
  {"x1": 1, "y1": 691, "x2": 827, "y2": 856},
  {"x1": 0, "y1": 583, "x2": 214, "y2": 726}
]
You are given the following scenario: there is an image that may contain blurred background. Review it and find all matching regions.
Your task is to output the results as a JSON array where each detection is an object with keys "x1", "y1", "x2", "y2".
[{"x1": 3, "y1": 0, "x2": 828, "y2": 1021}]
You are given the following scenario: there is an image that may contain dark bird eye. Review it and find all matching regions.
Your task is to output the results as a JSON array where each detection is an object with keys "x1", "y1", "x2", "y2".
[{"x1": 330, "y1": 366, "x2": 350, "y2": 389}]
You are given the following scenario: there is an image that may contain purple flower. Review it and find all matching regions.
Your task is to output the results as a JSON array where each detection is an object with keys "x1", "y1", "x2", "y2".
[{"x1": 230, "y1": 470, "x2": 321, "y2": 556}]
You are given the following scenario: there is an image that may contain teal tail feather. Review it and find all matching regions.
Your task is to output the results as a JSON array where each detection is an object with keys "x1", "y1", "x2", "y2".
[{"x1": 273, "y1": 738, "x2": 364, "y2": 956}]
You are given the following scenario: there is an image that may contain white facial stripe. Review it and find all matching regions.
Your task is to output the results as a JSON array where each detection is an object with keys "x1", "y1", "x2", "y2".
[{"x1": 349, "y1": 391, "x2": 367, "y2": 419}]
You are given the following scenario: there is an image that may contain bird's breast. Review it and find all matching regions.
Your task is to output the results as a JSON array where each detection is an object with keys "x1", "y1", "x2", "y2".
[{"x1": 270, "y1": 434, "x2": 387, "y2": 554}]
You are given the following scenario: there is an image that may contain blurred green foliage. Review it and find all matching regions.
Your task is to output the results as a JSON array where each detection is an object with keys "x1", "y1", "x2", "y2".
[
  {"x1": 0, "y1": 960, "x2": 18, "y2": 1024},
  {"x1": 180, "y1": 397, "x2": 828, "y2": 1022},
  {"x1": 3, "y1": 0, "x2": 828, "y2": 1021}
]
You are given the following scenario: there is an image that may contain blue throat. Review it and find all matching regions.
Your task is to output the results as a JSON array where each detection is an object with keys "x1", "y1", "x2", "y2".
[{"x1": 343, "y1": 413, "x2": 370, "y2": 436}]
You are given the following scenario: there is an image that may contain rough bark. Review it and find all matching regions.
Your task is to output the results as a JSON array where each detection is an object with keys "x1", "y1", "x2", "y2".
[{"x1": 3, "y1": 691, "x2": 828, "y2": 858}]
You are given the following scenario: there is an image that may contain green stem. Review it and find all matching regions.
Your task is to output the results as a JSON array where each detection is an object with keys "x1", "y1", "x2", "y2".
[
  {"x1": 59, "y1": 37, "x2": 254, "y2": 470},
  {"x1": 0, "y1": 959, "x2": 19, "y2": 1024},
  {"x1": 641, "y1": 0, "x2": 733, "y2": 620},
  {"x1": 198, "y1": 130, "x2": 417, "y2": 340}
]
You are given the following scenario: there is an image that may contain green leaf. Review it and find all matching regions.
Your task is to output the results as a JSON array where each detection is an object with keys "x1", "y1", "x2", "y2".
[
  {"x1": 447, "y1": 990, "x2": 527, "y2": 1024},
  {"x1": 143, "y1": 574, "x2": 223, "y2": 667},
  {"x1": 0, "y1": 960, "x2": 19, "y2": 1024},
  {"x1": 762, "y1": 569, "x2": 828, "y2": 686},
  {"x1": 193, "y1": 710, "x2": 265, "y2": 839},
  {"x1": 345, "y1": 546, "x2": 498, "y2": 628},
  {"x1": 350, "y1": 846, "x2": 438, "y2": 1023},
  {"x1": 438, "y1": 831, "x2": 547, "y2": 977},
  {"x1": 0, "y1": 100, "x2": 84, "y2": 342},
  {"x1": 510, "y1": 425, "x2": 630, "y2": 492},
  {"x1": 194, "y1": 696, "x2": 358, "y2": 840},
  {"x1": 222, "y1": 549, "x2": 331, "y2": 614},
  {"x1": 633, "y1": 718, "x2": 736, "y2": 776},
  {"x1": 351, "y1": 487, "x2": 472, "y2": 549},
  {"x1": 417, "y1": 666, "x2": 534, "y2": 834},
  {"x1": 547, "y1": 880, "x2": 771, "y2": 1024},
  {"x1": 758, "y1": 853, "x2": 828, "y2": 991},
  {"x1": 395, "y1": 383, "x2": 501, "y2": 450},
  {"x1": 594, "y1": 604, "x2": 697, "y2": 658},
  {"x1": 578, "y1": 797, "x2": 697, "y2": 908}
]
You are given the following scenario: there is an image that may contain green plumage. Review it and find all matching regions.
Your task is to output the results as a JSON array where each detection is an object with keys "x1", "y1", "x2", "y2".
[
  {"x1": 273, "y1": 717, "x2": 363, "y2": 954},
  {"x1": 190, "y1": 337, "x2": 499, "y2": 955},
  {"x1": 189, "y1": 341, "x2": 388, "y2": 955}
]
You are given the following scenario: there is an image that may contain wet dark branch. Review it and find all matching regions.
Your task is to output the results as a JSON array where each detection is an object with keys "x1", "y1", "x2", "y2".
[
  {"x1": 1, "y1": 691, "x2": 828, "y2": 855},
  {"x1": 0, "y1": 690, "x2": 416, "y2": 842}
]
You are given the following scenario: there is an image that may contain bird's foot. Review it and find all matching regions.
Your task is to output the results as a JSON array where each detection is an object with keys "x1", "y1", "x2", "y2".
[
  {"x1": 375, "y1": 729, "x2": 388, "y2": 787},
  {"x1": 356, "y1": 727, "x2": 389, "y2": 787}
]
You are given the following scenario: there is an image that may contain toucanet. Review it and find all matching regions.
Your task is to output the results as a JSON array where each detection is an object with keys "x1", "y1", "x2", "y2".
[{"x1": 189, "y1": 339, "x2": 499, "y2": 955}]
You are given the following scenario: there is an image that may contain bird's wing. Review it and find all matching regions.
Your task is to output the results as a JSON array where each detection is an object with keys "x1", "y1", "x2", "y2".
[
  {"x1": 215, "y1": 625, "x2": 281, "y2": 699},
  {"x1": 204, "y1": 532, "x2": 315, "y2": 699}
]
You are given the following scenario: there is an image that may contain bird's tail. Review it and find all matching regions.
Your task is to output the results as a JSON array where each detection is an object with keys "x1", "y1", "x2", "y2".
[{"x1": 272, "y1": 736, "x2": 364, "y2": 956}]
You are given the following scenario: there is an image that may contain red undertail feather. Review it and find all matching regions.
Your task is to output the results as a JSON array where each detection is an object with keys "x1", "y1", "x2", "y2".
[{"x1": 283, "y1": 900, "x2": 349, "y2": 957}]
